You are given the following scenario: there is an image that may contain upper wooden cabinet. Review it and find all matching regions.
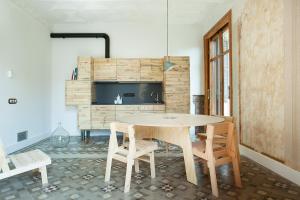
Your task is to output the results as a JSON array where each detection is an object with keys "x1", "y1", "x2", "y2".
[
  {"x1": 140, "y1": 59, "x2": 163, "y2": 81},
  {"x1": 94, "y1": 58, "x2": 117, "y2": 80},
  {"x1": 65, "y1": 80, "x2": 91, "y2": 106},
  {"x1": 164, "y1": 56, "x2": 190, "y2": 113},
  {"x1": 77, "y1": 56, "x2": 93, "y2": 80},
  {"x1": 117, "y1": 59, "x2": 140, "y2": 81}
]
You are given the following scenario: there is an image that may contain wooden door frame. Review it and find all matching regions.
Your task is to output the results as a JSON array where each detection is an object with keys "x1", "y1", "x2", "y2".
[{"x1": 203, "y1": 10, "x2": 233, "y2": 115}]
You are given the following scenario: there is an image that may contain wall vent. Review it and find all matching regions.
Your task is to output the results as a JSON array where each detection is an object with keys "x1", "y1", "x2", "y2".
[{"x1": 17, "y1": 131, "x2": 28, "y2": 142}]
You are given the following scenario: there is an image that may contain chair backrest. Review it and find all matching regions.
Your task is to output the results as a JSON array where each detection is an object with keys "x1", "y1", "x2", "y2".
[
  {"x1": 0, "y1": 139, "x2": 10, "y2": 173},
  {"x1": 206, "y1": 122, "x2": 234, "y2": 153},
  {"x1": 110, "y1": 122, "x2": 136, "y2": 155}
]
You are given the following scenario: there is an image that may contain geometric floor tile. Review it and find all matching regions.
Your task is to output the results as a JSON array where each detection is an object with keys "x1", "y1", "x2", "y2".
[{"x1": 0, "y1": 136, "x2": 299, "y2": 200}]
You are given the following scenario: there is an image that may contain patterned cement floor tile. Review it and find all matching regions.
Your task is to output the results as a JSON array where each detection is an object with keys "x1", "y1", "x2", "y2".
[{"x1": 0, "y1": 136, "x2": 299, "y2": 200}]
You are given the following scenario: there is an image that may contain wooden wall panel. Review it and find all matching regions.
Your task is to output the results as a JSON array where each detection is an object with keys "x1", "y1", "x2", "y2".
[
  {"x1": 164, "y1": 56, "x2": 190, "y2": 113},
  {"x1": 65, "y1": 80, "x2": 91, "y2": 106},
  {"x1": 117, "y1": 59, "x2": 140, "y2": 81},
  {"x1": 94, "y1": 58, "x2": 117, "y2": 80},
  {"x1": 239, "y1": 0, "x2": 285, "y2": 160}
]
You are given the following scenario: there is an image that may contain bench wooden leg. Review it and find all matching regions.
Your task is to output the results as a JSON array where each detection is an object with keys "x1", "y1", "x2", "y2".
[
  {"x1": 134, "y1": 159, "x2": 140, "y2": 173},
  {"x1": 150, "y1": 152, "x2": 155, "y2": 178},
  {"x1": 39, "y1": 166, "x2": 48, "y2": 186}
]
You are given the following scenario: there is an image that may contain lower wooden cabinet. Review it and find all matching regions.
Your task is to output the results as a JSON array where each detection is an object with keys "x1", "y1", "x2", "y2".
[
  {"x1": 89, "y1": 104, "x2": 165, "y2": 129},
  {"x1": 78, "y1": 105, "x2": 91, "y2": 129},
  {"x1": 91, "y1": 105, "x2": 116, "y2": 129}
]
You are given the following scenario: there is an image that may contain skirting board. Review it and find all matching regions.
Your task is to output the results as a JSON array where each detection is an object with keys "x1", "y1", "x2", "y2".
[
  {"x1": 239, "y1": 145, "x2": 300, "y2": 186},
  {"x1": 6, "y1": 133, "x2": 51, "y2": 154}
]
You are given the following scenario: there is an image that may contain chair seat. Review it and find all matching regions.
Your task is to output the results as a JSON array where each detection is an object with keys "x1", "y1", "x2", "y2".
[
  {"x1": 192, "y1": 141, "x2": 225, "y2": 159},
  {"x1": 9, "y1": 149, "x2": 51, "y2": 169},
  {"x1": 120, "y1": 140, "x2": 158, "y2": 157}
]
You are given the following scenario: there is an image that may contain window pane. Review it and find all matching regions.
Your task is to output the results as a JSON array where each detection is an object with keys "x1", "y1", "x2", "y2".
[
  {"x1": 210, "y1": 37, "x2": 219, "y2": 59},
  {"x1": 222, "y1": 29, "x2": 229, "y2": 52},
  {"x1": 210, "y1": 59, "x2": 222, "y2": 115},
  {"x1": 223, "y1": 53, "x2": 230, "y2": 116}
]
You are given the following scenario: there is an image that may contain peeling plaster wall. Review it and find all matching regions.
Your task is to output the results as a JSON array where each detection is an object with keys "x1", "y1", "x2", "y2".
[{"x1": 239, "y1": 0, "x2": 285, "y2": 160}]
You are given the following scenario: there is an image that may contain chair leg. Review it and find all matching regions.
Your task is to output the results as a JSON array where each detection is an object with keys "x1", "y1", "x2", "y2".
[
  {"x1": 124, "y1": 159, "x2": 134, "y2": 193},
  {"x1": 134, "y1": 159, "x2": 140, "y2": 173},
  {"x1": 203, "y1": 161, "x2": 208, "y2": 175},
  {"x1": 208, "y1": 161, "x2": 218, "y2": 197},
  {"x1": 105, "y1": 155, "x2": 113, "y2": 182},
  {"x1": 149, "y1": 152, "x2": 155, "y2": 178},
  {"x1": 232, "y1": 156, "x2": 242, "y2": 188},
  {"x1": 39, "y1": 166, "x2": 48, "y2": 186}
]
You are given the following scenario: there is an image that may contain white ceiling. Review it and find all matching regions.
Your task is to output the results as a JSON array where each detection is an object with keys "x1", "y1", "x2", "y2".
[{"x1": 10, "y1": 0, "x2": 232, "y2": 26}]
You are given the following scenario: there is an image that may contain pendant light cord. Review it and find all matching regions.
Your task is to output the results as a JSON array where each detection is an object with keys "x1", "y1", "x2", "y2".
[{"x1": 166, "y1": 0, "x2": 169, "y2": 59}]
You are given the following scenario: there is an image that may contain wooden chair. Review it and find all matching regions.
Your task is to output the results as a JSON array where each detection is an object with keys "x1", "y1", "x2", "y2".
[
  {"x1": 197, "y1": 116, "x2": 240, "y2": 164},
  {"x1": 105, "y1": 122, "x2": 158, "y2": 193},
  {"x1": 0, "y1": 139, "x2": 51, "y2": 186},
  {"x1": 192, "y1": 122, "x2": 242, "y2": 197}
]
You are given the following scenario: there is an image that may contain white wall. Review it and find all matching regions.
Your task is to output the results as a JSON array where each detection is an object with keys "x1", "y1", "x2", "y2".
[
  {"x1": 0, "y1": 0, "x2": 52, "y2": 153},
  {"x1": 51, "y1": 23, "x2": 203, "y2": 135}
]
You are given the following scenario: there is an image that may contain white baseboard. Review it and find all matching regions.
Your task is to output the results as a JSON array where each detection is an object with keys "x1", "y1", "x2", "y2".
[
  {"x1": 239, "y1": 145, "x2": 300, "y2": 186},
  {"x1": 6, "y1": 132, "x2": 51, "y2": 154}
]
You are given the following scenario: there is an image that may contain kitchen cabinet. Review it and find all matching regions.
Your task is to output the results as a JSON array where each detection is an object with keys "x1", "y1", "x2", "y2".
[
  {"x1": 94, "y1": 58, "x2": 117, "y2": 80},
  {"x1": 78, "y1": 105, "x2": 91, "y2": 129},
  {"x1": 65, "y1": 80, "x2": 91, "y2": 106},
  {"x1": 91, "y1": 105, "x2": 116, "y2": 129},
  {"x1": 140, "y1": 59, "x2": 163, "y2": 81},
  {"x1": 77, "y1": 56, "x2": 93, "y2": 80},
  {"x1": 117, "y1": 59, "x2": 140, "y2": 81}
]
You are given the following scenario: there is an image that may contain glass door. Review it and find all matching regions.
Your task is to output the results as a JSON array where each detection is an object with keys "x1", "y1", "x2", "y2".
[{"x1": 204, "y1": 11, "x2": 232, "y2": 116}]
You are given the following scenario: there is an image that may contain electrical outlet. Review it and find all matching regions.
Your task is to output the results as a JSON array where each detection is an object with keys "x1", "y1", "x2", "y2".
[
  {"x1": 8, "y1": 98, "x2": 17, "y2": 104},
  {"x1": 17, "y1": 131, "x2": 28, "y2": 142}
]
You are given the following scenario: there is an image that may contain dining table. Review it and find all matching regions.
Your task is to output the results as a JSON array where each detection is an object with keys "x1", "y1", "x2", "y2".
[{"x1": 118, "y1": 112, "x2": 224, "y2": 185}]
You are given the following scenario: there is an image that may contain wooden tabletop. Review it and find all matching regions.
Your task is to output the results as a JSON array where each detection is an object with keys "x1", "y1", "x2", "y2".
[{"x1": 119, "y1": 113, "x2": 224, "y2": 127}]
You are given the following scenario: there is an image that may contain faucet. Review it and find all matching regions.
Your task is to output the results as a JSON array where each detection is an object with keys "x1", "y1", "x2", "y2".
[{"x1": 150, "y1": 91, "x2": 159, "y2": 103}]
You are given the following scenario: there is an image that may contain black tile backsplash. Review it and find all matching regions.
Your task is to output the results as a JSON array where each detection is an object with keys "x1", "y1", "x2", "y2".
[{"x1": 93, "y1": 82, "x2": 163, "y2": 105}]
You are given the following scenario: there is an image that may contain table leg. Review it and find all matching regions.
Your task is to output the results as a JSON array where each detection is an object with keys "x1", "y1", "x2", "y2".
[{"x1": 180, "y1": 127, "x2": 198, "y2": 185}]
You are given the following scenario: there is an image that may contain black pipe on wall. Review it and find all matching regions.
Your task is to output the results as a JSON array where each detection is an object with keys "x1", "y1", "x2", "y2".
[{"x1": 50, "y1": 33, "x2": 110, "y2": 58}]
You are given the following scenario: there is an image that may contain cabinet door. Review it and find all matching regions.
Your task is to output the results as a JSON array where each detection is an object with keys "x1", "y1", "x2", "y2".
[
  {"x1": 117, "y1": 59, "x2": 140, "y2": 81},
  {"x1": 153, "y1": 105, "x2": 165, "y2": 113},
  {"x1": 77, "y1": 56, "x2": 93, "y2": 80},
  {"x1": 91, "y1": 105, "x2": 116, "y2": 129},
  {"x1": 140, "y1": 59, "x2": 163, "y2": 81},
  {"x1": 164, "y1": 56, "x2": 190, "y2": 114},
  {"x1": 116, "y1": 105, "x2": 140, "y2": 120},
  {"x1": 78, "y1": 105, "x2": 91, "y2": 129},
  {"x1": 94, "y1": 58, "x2": 117, "y2": 80},
  {"x1": 165, "y1": 93, "x2": 189, "y2": 113},
  {"x1": 65, "y1": 80, "x2": 91, "y2": 106},
  {"x1": 139, "y1": 105, "x2": 154, "y2": 113}
]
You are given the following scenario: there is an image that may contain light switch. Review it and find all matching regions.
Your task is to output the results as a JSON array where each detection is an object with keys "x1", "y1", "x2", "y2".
[
  {"x1": 8, "y1": 98, "x2": 17, "y2": 104},
  {"x1": 7, "y1": 70, "x2": 13, "y2": 78}
]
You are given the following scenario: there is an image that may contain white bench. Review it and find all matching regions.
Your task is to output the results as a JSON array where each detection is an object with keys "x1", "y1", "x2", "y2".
[{"x1": 0, "y1": 140, "x2": 51, "y2": 186}]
